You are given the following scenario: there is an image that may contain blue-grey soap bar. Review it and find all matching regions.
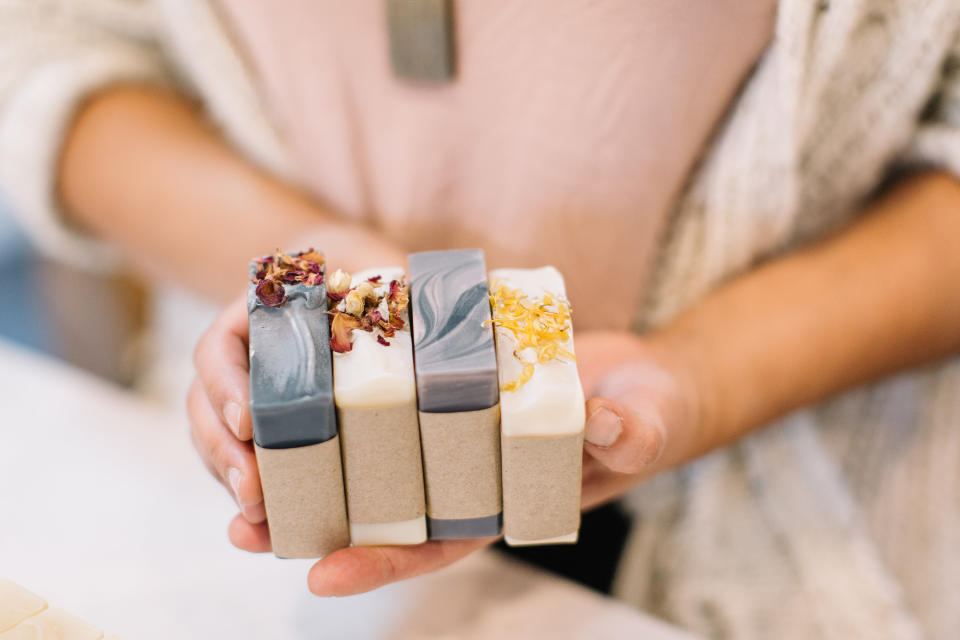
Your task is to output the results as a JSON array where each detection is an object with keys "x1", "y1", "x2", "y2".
[
  {"x1": 248, "y1": 274, "x2": 337, "y2": 449},
  {"x1": 409, "y1": 249, "x2": 499, "y2": 413}
]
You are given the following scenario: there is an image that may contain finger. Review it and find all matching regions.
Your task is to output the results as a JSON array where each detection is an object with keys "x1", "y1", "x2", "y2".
[
  {"x1": 193, "y1": 297, "x2": 253, "y2": 440},
  {"x1": 307, "y1": 537, "x2": 493, "y2": 597},
  {"x1": 228, "y1": 513, "x2": 272, "y2": 553},
  {"x1": 583, "y1": 396, "x2": 666, "y2": 475},
  {"x1": 187, "y1": 379, "x2": 265, "y2": 522}
]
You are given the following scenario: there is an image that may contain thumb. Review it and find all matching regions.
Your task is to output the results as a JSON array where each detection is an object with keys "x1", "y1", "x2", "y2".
[{"x1": 584, "y1": 395, "x2": 667, "y2": 475}]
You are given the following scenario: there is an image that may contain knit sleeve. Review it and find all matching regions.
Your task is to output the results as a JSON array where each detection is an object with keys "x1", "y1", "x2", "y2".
[
  {"x1": 901, "y1": 35, "x2": 960, "y2": 178},
  {"x1": 0, "y1": 1, "x2": 172, "y2": 272}
]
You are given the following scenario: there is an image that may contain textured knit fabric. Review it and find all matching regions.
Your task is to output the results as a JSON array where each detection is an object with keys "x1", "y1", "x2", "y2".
[{"x1": 1, "y1": 1, "x2": 959, "y2": 638}]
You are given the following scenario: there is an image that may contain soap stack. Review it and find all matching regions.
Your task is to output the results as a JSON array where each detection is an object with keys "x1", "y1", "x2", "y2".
[
  {"x1": 0, "y1": 579, "x2": 122, "y2": 639},
  {"x1": 248, "y1": 249, "x2": 585, "y2": 558}
]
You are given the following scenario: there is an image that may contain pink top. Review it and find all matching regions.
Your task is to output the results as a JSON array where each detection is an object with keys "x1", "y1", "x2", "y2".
[{"x1": 217, "y1": 0, "x2": 774, "y2": 330}]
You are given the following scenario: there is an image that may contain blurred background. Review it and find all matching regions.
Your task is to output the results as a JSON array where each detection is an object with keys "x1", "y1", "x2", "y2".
[{"x1": 0, "y1": 193, "x2": 215, "y2": 401}]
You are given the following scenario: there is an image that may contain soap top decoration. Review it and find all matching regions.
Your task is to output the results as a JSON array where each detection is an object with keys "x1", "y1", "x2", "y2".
[
  {"x1": 487, "y1": 280, "x2": 576, "y2": 392},
  {"x1": 326, "y1": 268, "x2": 410, "y2": 354},
  {"x1": 251, "y1": 248, "x2": 326, "y2": 308}
]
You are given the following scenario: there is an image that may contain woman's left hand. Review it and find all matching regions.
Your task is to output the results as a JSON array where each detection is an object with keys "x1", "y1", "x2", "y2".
[{"x1": 574, "y1": 330, "x2": 703, "y2": 509}]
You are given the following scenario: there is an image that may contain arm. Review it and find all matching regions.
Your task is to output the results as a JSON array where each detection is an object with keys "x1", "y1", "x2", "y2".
[
  {"x1": 579, "y1": 170, "x2": 960, "y2": 505},
  {"x1": 59, "y1": 86, "x2": 404, "y2": 300}
]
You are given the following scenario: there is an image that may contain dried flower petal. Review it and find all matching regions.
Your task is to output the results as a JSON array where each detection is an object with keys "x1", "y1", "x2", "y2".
[
  {"x1": 368, "y1": 275, "x2": 382, "y2": 283},
  {"x1": 330, "y1": 312, "x2": 362, "y2": 353},
  {"x1": 377, "y1": 335, "x2": 390, "y2": 346},
  {"x1": 487, "y1": 280, "x2": 575, "y2": 391},
  {"x1": 280, "y1": 269, "x2": 306, "y2": 284},
  {"x1": 255, "y1": 278, "x2": 287, "y2": 308}
]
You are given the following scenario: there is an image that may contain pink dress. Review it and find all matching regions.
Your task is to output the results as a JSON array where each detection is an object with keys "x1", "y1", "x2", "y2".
[{"x1": 217, "y1": 0, "x2": 774, "y2": 330}]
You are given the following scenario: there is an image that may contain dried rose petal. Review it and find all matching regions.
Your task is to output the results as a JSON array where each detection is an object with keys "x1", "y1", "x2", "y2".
[
  {"x1": 368, "y1": 275, "x2": 382, "y2": 283},
  {"x1": 377, "y1": 335, "x2": 390, "y2": 346},
  {"x1": 330, "y1": 312, "x2": 362, "y2": 353},
  {"x1": 280, "y1": 269, "x2": 306, "y2": 284},
  {"x1": 255, "y1": 278, "x2": 287, "y2": 307},
  {"x1": 304, "y1": 272, "x2": 324, "y2": 286}
]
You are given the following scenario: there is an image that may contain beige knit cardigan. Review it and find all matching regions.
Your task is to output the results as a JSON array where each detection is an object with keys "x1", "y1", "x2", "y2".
[{"x1": 2, "y1": 1, "x2": 959, "y2": 638}]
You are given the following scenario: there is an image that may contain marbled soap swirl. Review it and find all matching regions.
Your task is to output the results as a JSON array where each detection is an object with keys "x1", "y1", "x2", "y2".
[
  {"x1": 248, "y1": 276, "x2": 338, "y2": 449},
  {"x1": 409, "y1": 249, "x2": 499, "y2": 413}
]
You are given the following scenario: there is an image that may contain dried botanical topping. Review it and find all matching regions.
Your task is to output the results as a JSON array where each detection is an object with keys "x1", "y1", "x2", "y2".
[
  {"x1": 327, "y1": 271, "x2": 410, "y2": 353},
  {"x1": 330, "y1": 312, "x2": 361, "y2": 353},
  {"x1": 252, "y1": 248, "x2": 326, "y2": 307},
  {"x1": 327, "y1": 268, "x2": 352, "y2": 296},
  {"x1": 487, "y1": 280, "x2": 575, "y2": 392},
  {"x1": 255, "y1": 278, "x2": 287, "y2": 308}
]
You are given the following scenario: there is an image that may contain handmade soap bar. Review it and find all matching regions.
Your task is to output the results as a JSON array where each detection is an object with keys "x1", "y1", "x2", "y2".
[
  {"x1": 0, "y1": 580, "x2": 46, "y2": 633},
  {"x1": 409, "y1": 249, "x2": 502, "y2": 539},
  {"x1": 331, "y1": 266, "x2": 427, "y2": 545},
  {"x1": 0, "y1": 608, "x2": 102, "y2": 640},
  {"x1": 248, "y1": 250, "x2": 350, "y2": 558},
  {"x1": 489, "y1": 266, "x2": 585, "y2": 546}
]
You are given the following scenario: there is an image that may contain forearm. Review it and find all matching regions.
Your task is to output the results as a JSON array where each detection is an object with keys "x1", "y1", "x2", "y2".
[
  {"x1": 651, "y1": 171, "x2": 960, "y2": 465},
  {"x1": 58, "y1": 85, "x2": 401, "y2": 300}
]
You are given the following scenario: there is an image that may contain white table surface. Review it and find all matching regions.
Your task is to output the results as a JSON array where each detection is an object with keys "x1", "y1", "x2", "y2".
[{"x1": 0, "y1": 338, "x2": 696, "y2": 640}]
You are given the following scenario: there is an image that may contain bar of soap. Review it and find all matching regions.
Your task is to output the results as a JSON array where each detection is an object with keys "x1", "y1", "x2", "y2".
[
  {"x1": 0, "y1": 580, "x2": 46, "y2": 633},
  {"x1": 0, "y1": 608, "x2": 102, "y2": 640},
  {"x1": 248, "y1": 250, "x2": 350, "y2": 558},
  {"x1": 489, "y1": 266, "x2": 585, "y2": 546},
  {"x1": 333, "y1": 266, "x2": 427, "y2": 545},
  {"x1": 409, "y1": 249, "x2": 502, "y2": 539}
]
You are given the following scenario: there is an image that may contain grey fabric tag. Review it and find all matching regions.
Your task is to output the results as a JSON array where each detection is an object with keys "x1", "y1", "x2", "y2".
[{"x1": 386, "y1": 0, "x2": 456, "y2": 83}]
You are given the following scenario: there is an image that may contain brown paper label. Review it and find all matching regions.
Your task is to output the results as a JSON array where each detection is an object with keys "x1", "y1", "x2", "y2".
[
  {"x1": 255, "y1": 438, "x2": 350, "y2": 558},
  {"x1": 501, "y1": 432, "x2": 583, "y2": 541},
  {"x1": 338, "y1": 403, "x2": 426, "y2": 524},
  {"x1": 419, "y1": 405, "x2": 502, "y2": 520}
]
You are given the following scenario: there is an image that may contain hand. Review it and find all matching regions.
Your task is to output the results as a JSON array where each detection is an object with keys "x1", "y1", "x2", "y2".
[
  {"x1": 574, "y1": 330, "x2": 702, "y2": 509},
  {"x1": 188, "y1": 295, "x2": 494, "y2": 597}
]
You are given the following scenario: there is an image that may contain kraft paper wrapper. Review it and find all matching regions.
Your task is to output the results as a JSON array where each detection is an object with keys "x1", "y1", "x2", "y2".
[
  {"x1": 502, "y1": 431, "x2": 583, "y2": 543},
  {"x1": 419, "y1": 404, "x2": 501, "y2": 520},
  {"x1": 338, "y1": 403, "x2": 426, "y2": 525},
  {"x1": 255, "y1": 438, "x2": 350, "y2": 558}
]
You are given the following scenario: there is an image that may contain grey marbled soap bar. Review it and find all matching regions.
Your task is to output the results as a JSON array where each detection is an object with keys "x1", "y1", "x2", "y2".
[
  {"x1": 409, "y1": 249, "x2": 499, "y2": 413},
  {"x1": 248, "y1": 271, "x2": 337, "y2": 449}
]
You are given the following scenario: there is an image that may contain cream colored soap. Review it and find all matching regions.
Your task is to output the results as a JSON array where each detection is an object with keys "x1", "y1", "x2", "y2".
[
  {"x1": 0, "y1": 608, "x2": 102, "y2": 640},
  {"x1": 489, "y1": 267, "x2": 585, "y2": 437},
  {"x1": 334, "y1": 266, "x2": 427, "y2": 545},
  {"x1": 490, "y1": 266, "x2": 585, "y2": 547},
  {"x1": 0, "y1": 580, "x2": 47, "y2": 633}
]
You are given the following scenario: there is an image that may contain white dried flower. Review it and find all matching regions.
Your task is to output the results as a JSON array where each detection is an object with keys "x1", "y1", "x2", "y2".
[
  {"x1": 327, "y1": 269, "x2": 351, "y2": 295},
  {"x1": 344, "y1": 290, "x2": 365, "y2": 317},
  {"x1": 354, "y1": 281, "x2": 377, "y2": 301}
]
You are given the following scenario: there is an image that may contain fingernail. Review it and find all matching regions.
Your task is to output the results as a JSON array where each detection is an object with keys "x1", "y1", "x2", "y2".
[
  {"x1": 586, "y1": 408, "x2": 622, "y2": 448},
  {"x1": 228, "y1": 467, "x2": 242, "y2": 504},
  {"x1": 224, "y1": 402, "x2": 242, "y2": 436}
]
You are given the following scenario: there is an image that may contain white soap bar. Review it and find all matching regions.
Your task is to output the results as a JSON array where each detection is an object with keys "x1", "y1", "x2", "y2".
[
  {"x1": 489, "y1": 266, "x2": 585, "y2": 437},
  {"x1": 0, "y1": 581, "x2": 46, "y2": 633},
  {"x1": 0, "y1": 608, "x2": 102, "y2": 640},
  {"x1": 333, "y1": 266, "x2": 416, "y2": 408}
]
